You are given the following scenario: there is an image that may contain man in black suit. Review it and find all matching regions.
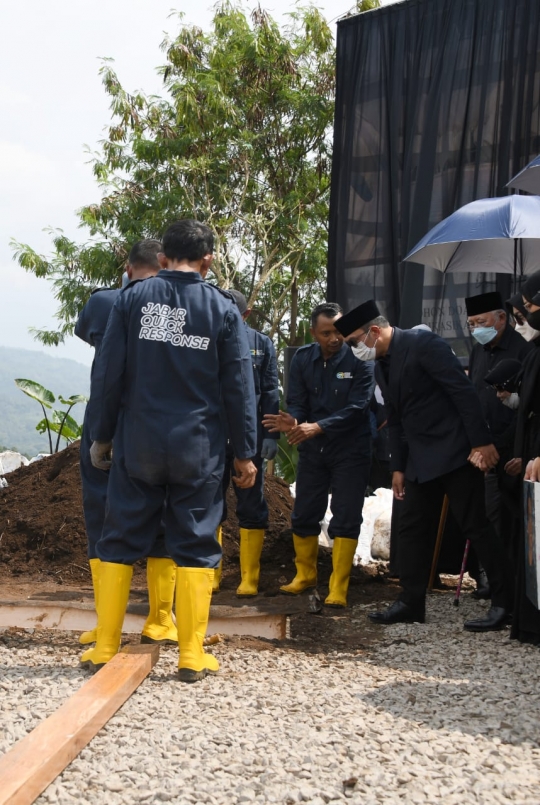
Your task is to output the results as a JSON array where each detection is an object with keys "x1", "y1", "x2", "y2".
[{"x1": 334, "y1": 300, "x2": 508, "y2": 632}]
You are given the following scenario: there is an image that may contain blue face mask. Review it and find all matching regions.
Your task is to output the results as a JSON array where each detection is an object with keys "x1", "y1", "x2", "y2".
[{"x1": 471, "y1": 326, "x2": 498, "y2": 345}]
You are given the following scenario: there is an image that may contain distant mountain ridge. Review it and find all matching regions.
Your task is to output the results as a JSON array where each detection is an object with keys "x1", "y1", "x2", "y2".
[{"x1": 0, "y1": 347, "x2": 91, "y2": 456}]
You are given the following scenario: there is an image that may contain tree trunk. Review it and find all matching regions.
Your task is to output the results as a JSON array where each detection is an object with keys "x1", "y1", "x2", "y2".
[{"x1": 290, "y1": 279, "x2": 298, "y2": 345}]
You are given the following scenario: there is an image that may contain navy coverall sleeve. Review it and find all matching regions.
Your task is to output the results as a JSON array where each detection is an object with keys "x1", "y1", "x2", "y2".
[
  {"x1": 88, "y1": 301, "x2": 128, "y2": 443},
  {"x1": 260, "y1": 338, "x2": 280, "y2": 439},
  {"x1": 286, "y1": 353, "x2": 310, "y2": 424},
  {"x1": 75, "y1": 298, "x2": 100, "y2": 348},
  {"x1": 419, "y1": 337, "x2": 492, "y2": 447},
  {"x1": 219, "y1": 309, "x2": 258, "y2": 460},
  {"x1": 317, "y1": 361, "x2": 375, "y2": 433}
]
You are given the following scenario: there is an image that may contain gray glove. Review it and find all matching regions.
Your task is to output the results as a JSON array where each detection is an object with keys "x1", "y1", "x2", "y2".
[
  {"x1": 260, "y1": 438, "x2": 278, "y2": 461},
  {"x1": 90, "y1": 440, "x2": 113, "y2": 471}
]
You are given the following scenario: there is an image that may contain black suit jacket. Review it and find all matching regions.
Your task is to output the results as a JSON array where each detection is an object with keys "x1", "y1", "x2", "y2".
[{"x1": 375, "y1": 328, "x2": 492, "y2": 483}]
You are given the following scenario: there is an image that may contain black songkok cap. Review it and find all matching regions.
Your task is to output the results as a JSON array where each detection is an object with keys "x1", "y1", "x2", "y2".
[
  {"x1": 228, "y1": 289, "x2": 248, "y2": 315},
  {"x1": 465, "y1": 291, "x2": 504, "y2": 317},
  {"x1": 506, "y1": 292, "x2": 528, "y2": 320},
  {"x1": 521, "y1": 270, "x2": 540, "y2": 306},
  {"x1": 334, "y1": 300, "x2": 381, "y2": 337},
  {"x1": 484, "y1": 359, "x2": 523, "y2": 390}
]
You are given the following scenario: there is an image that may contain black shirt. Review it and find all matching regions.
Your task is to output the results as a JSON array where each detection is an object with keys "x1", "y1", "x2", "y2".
[{"x1": 468, "y1": 324, "x2": 534, "y2": 447}]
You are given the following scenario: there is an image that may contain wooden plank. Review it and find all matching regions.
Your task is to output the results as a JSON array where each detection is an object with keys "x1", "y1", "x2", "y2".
[
  {"x1": 0, "y1": 601, "x2": 288, "y2": 639},
  {"x1": 0, "y1": 645, "x2": 159, "y2": 805}
]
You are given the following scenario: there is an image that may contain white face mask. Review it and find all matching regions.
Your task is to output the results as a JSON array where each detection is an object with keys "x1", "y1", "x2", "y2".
[
  {"x1": 515, "y1": 321, "x2": 540, "y2": 342},
  {"x1": 351, "y1": 331, "x2": 377, "y2": 361}
]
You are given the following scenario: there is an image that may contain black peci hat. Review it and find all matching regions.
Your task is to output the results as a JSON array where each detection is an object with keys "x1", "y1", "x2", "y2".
[
  {"x1": 334, "y1": 300, "x2": 381, "y2": 337},
  {"x1": 464, "y1": 291, "x2": 504, "y2": 317}
]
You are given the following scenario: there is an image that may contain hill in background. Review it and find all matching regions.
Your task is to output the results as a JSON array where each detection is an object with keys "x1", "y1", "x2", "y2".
[{"x1": 0, "y1": 346, "x2": 91, "y2": 456}]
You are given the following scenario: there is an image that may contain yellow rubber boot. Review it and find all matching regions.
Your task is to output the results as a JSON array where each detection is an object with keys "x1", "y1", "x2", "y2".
[
  {"x1": 176, "y1": 567, "x2": 219, "y2": 683},
  {"x1": 280, "y1": 534, "x2": 318, "y2": 595},
  {"x1": 79, "y1": 558, "x2": 101, "y2": 645},
  {"x1": 325, "y1": 537, "x2": 357, "y2": 608},
  {"x1": 141, "y1": 558, "x2": 178, "y2": 645},
  {"x1": 236, "y1": 528, "x2": 264, "y2": 597},
  {"x1": 212, "y1": 526, "x2": 223, "y2": 592},
  {"x1": 80, "y1": 562, "x2": 133, "y2": 671}
]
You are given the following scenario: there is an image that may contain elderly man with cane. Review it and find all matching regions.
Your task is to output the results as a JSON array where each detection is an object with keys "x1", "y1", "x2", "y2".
[{"x1": 336, "y1": 300, "x2": 509, "y2": 631}]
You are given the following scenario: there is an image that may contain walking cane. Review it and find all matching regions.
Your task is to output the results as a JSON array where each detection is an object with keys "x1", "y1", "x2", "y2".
[
  {"x1": 453, "y1": 539, "x2": 471, "y2": 606},
  {"x1": 428, "y1": 495, "x2": 449, "y2": 591}
]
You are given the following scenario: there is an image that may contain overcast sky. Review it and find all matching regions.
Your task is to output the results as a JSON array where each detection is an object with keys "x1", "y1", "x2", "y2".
[{"x1": 0, "y1": 0, "x2": 394, "y2": 366}]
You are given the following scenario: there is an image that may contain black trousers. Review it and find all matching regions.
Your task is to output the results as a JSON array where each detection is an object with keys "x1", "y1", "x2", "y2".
[
  {"x1": 292, "y1": 437, "x2": 371, "y2": 540},
  {"x1": 398, "y1": 463, "x2": 508, "y2": 608}
]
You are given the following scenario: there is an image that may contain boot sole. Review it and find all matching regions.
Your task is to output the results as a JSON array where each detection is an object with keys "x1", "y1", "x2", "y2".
[
  {"x1": 178, "y1": 668, "x2": 218, "y2": 683},
  {"x1": 324, "y1": 601, "x2": 347, "y2": 609},
  {"x1": 280, "y1": 585, "x2": 316, "y2": 596},
  {"x1": 80, "y1": 660, "x2": 106, "y2": 673},
  {"x1": 236, "y1": 592, "x2": 258, "y2": 598},
  {"x1": 140, "y1": 635, "x2": 177, "y2": 646}
]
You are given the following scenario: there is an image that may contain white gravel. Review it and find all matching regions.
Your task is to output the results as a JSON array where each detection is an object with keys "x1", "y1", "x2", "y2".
[{"x1": 1, "y1": 592, "x2": 540, "y2": 805}]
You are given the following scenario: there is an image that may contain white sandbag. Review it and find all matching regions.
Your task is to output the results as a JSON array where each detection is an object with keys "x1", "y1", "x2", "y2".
[
  {"x1": 0, "y1": 451, "x2": 29, "y2": 475},
  {"x1": 369, "y1": 488, "x2": 394, "y2": 561},
  {"x1": 28, "y1": 453, "x2": 50, "y2": 464},
  {"x1": 371, "y1": 508, "x2": 392, "y2": 560}
]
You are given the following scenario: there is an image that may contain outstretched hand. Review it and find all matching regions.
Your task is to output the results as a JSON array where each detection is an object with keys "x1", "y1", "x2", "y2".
[{"x1": 262, "y1": 411, "x2": 296, "y2": 433}]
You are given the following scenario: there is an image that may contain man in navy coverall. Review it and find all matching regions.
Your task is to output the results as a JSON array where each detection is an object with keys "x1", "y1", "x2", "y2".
[
  {"x1": 75, "y1": 240, "x2": 179, "y2": 648},
  {"x1": 84, "y1": 220, "x2": 258, "y2": 682},
  {"x1": 214, "y1": 289, "x2": 280, "y2": 597},
  {"x1": 263, "y1": 302, "x2": 374, "y2": 608}
]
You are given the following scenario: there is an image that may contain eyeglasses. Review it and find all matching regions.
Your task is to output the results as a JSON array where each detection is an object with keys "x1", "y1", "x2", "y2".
[{"x1": 466, "y1": 320, "x2": 491, "y2": 330}]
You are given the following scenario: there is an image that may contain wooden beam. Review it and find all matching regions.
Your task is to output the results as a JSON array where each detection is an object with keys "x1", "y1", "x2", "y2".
[{"x1": 0, "y1": 644, "x2": 159, "y2": 805}]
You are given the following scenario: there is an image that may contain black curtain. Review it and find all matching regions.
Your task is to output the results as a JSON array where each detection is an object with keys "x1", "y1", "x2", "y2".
[{"x1": 328, "y1": 0, "x2": 540, "y2": 360}]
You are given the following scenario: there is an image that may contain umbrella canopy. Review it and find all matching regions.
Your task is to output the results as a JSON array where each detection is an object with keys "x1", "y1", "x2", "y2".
[
  {"x1": 403, "y1": 195, "x2": 540, "y2": 276},
  {"x1": 507, "y1": 155, "x2": 540, "y2": 194}
]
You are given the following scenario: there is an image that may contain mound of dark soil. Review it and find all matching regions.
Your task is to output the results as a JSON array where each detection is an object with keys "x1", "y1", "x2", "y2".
[{"x1": 0, "y1": 442, "x2": 296, "y2": 584}]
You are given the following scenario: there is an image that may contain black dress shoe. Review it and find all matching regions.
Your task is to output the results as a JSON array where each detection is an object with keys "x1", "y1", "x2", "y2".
[
  {"x1": 471, "y1": 584, "x2": 491, "y2": 600},
  {"x1": 463, "y1": 606, "x2": 506, "y2": 632},
  {"x1": 368, "y1": 600, "x2": 425, "y2": 625}
]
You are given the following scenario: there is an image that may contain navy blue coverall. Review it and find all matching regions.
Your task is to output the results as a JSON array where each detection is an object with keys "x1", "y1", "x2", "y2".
[
  {"x1": 75, "y1": 286, "x2": 170, "y2": 560},
  {"x1": 287, "y1": 343, "x2": 375, "y2": 540},
  {"x1": 75, "y1": 288, "x2": 119, "y2": 559},
  {"x1": 89, "y1": 270, "x2": 258, "y2": 567},
  {"x1": 221, "y1": 324, "x2": 279, "y2": 529}
]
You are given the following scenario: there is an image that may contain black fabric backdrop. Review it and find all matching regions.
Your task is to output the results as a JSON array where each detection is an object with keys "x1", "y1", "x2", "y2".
[{"x1": 327, "y1": 0, "x2": 540, "y2": 360}]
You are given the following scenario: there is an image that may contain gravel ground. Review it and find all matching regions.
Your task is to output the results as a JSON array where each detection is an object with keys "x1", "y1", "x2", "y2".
[{"x1": 1, "y1": 593, "x2": 540, "y2": 805}]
